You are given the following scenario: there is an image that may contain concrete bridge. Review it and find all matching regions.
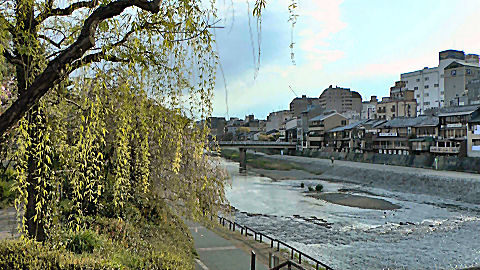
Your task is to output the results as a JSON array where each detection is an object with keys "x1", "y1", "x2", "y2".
[{"x1": 217, "y1": 141, "x2": 296, "y2": 172}]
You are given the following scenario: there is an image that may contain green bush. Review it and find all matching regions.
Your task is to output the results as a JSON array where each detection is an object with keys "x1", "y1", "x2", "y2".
[
  {"x1": 315, "y1": 184, "x2": 323, "y2": 192},
  {"x1": 65, "y1": 230, "x2": 100, "y2": 254},
  {"x1": 308, "y1": 186, "x2": 314, "y2": 192},
  {"x1": 0, "y1": 180, "x2": 14, "y2": 208},
  {"x1": 300, "y1": 182, "x2": 304, "y2": 188},
  {"x1": 0, "y1": 240, "x2": 120, "y2": 270}
]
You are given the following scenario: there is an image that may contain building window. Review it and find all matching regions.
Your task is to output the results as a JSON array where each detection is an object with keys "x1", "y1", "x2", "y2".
[
  {"x1": 424, "y1": 102, "x2": 430, "y2": 105},
  {"x1": 424, "y1": 85, "x2": 429, "y2": 89},
  {"x1": 466, "y1": 69, "x2": 471, "y2": 75},
  {"x1": 434, "y1": 83, "x2": 439, "y2": 87},
  {"x1": 416, "y1": 79, "x2": 420, "y2": 82},
  {"x1": 441, "y1": 91, "x2": 444, "y2": 95},
  {"x1": 425, "y1": 93, "x2": 429, "y2": 97},
  {"x1": 341, "y1": 120, "x2": 347, "y2": 125},
  {"x1": 451, "y1": 70, "x2": 457, "y2": 76},
  {"x1": 425, "y1": 77, "x2": 429, "y2": 81},
  {"x1": 414, "y1": 86, "x2": 419, "y2": 90},
  {"x1": 416, "y1": 94, "x2": 420, "y2": 98}
]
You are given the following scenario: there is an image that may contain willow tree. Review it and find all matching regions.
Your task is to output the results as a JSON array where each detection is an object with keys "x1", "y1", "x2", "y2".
[{"x1": 0, "y1": 0, "x2": 260, "y2": 241}]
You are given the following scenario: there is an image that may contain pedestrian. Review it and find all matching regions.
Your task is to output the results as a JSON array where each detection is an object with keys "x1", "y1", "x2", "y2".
[{"x1": 331, "y1": 156, "x2": 334, "y2": 164}]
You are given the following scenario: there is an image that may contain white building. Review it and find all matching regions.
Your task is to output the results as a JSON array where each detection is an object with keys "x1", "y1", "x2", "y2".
[{"x1": 401, "y1": 50, "x2": 479, "y2": 115}]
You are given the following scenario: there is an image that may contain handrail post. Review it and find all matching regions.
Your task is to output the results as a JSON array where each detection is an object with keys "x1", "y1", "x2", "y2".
[
  {"x1": 269, "y1": 252, "x2": 272, "y2": 268},
  {"x1": 259, "y1": 234, "x2": 262, "y2": 242},
  {"x1": 299, "y1": 253, "x2": 302, "y2": 264},
  {"x1": 277, "y1": 241, "x2": 280, "y2": 251},
  {"x1": 291, "y1": 248, "x2": 294, "y2": 259},
  {"x1": 251, "y1": 250, "x2": 256, "y2": 270},
  {"x1": 270, "y1": 239, "x2": 273, "y2": 248}
]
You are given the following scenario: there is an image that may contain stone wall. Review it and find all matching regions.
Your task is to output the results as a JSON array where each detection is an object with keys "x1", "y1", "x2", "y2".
[{"x1": 296, "y1": 149, "x2": 480, "y2": 174}]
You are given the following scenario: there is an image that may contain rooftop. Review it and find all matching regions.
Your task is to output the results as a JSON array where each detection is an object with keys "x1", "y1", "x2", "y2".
[
  {"x1": 328, "y1": 120, "x2": 367, "y2": 132},
  {"x1": 437, "y1": 105, "x2": 480, "y2": 117},
  {"x1": 309, "y1": 112, "x2": 339, "y2": 122},
  {"x1": 380, "y1": 116, "x2": 439, "y2": 128}
]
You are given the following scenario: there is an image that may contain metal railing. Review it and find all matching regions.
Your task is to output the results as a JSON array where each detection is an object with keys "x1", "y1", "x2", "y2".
[{"x1": 216, "y1": 216, "x2": 334, "y2": 270}]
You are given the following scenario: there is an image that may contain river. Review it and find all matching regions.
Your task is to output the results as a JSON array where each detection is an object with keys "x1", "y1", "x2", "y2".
[{"x1": 222, "y1": 159, "x2": 480, "y2": 270}]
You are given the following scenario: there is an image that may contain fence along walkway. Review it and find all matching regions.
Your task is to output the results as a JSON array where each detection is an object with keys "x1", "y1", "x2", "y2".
[{"x1": 216, "y1": 216, "x2": 334, "y2": 270}]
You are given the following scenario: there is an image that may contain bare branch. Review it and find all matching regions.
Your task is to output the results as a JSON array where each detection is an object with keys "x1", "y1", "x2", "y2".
[
  {"x1": 38, "y1": 34, "x2": 65, "y2": 49},
  {"x1": 3, "y1": 50, "x2": 23, "y2": 66},
  {"x1": 70, "y1": 52, "x2": 129, "y2": 70},
  {"x1": 35, "y1": 0, "x2": 99, "y2": 26}
]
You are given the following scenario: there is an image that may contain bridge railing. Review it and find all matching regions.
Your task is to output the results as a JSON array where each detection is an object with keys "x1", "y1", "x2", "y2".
[
  {"x1": 217, "y1": 141, "x2": 296, "y2": 147},
  {"x1": 216, "y1": 215, "x2": 334, "y2": 270}
]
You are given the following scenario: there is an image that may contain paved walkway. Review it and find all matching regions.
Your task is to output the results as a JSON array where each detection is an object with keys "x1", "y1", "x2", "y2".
[
  {"x1": 187, "y1": 221, "x2": 269, "y2": 270},
  {"x1": 0, "y1": 207, "x2": 18, "y2": 240}
]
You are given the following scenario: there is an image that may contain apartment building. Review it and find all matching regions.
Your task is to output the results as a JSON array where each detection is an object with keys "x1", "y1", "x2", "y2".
[
  {"x1": 401, "y1": 50, "x2": 479, "y2": 115},
  {"x1": 375, "y1": 81, "x2": 417, "y2": 120},
  {"x1": 289, "y1": 95, "x2": 320, "y2": 118},
  {"x1": 266, "y1": 110, "x2": 292, "y2": 133},
  {"x1": 318, "y1": 85, "x2": 362, "y2": 114},
  {"x1": 444, "y1": 61, "x2": 480, "y2": 106}
]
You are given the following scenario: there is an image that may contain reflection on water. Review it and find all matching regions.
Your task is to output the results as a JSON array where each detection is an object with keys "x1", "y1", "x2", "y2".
[{"x1": 223, "y1": 159, "x2": 480, "y2": 270}]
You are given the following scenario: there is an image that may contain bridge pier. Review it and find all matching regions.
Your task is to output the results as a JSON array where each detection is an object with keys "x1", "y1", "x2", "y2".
[{"x1": 239, "y1": 148, "x2": 247, "y2": 172}]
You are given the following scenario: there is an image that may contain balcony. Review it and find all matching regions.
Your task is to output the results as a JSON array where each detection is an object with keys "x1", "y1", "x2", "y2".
[{"x1": 430, "y1": 146, "x2": 460, "y2": 154}]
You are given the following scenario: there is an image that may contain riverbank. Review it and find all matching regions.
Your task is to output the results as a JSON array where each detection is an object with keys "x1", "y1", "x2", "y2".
[{"x1": 221, "y1": 148, "x2": 480, "y2": 207}]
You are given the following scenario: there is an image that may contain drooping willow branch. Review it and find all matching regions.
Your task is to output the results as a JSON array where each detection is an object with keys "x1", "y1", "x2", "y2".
[{"x1": 0, "y1": 0, "x2": 163, "y2": 136}]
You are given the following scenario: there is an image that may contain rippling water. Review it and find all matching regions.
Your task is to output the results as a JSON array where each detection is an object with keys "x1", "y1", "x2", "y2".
[{"x1": 222, "y1": 159, "x2": 480, "y2": 270}]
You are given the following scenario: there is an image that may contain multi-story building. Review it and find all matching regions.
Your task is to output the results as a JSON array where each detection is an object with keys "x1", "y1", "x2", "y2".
[
  {"x1": 401, "y1": 50, "x2": 479, "y2": 115},
  {"x1": 361, "y1": 96, "x2": 378, "y2": 120},
  {"x1": 306, "y1": 112, "x2": 347, "y2": 148},
  {"x1": 266, "y1": 110, "x2": 292, "y2": 133},
  {"x1": 289, "y1": 95, "x2": 320, "y2": 118},
  {"x1": 467, "y1": 112, "x2": 480, "y2": 157},
  {"x1": 375, "y1": 81, "x2": 417, "y2": 120},
  {"x1": 373, "y1": 116, "x2": 438, "y2": 155},
  {"x1": 432, "y1": 105, "x2": 480, "y2": 156},
  {"x1": 297, "y1": 105, "x2": 325, "y2": 149},
  {"x1": 444, "y1": 61, "x2": 480, "y2": 106},
  {"x1": 318, "y1": 85, "x2": 362, "y2": 114},
  {"x1": 326, "y1": 121, "x2": 366, "y2": 153}
]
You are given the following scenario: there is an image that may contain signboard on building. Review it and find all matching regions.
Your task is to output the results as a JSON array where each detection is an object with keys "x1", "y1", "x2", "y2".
[
  {"x1": 446, "y1": 123, "x2": 463, "y2": 128},
  {"x1": 379, "y1": 132, "x2": 398, "y2": 137}
]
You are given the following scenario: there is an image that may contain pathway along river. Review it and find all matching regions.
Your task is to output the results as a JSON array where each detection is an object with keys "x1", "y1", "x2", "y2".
[{"x1": 222, "y1": 159, "x2": 480, "y2": 269}]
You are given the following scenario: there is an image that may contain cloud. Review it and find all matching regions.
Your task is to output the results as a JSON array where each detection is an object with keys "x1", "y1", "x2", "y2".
[{"x1": 213, "y1": 0, "x2": 348, "y2": 118}]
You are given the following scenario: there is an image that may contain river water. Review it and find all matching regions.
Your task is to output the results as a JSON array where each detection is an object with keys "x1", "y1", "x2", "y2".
[{"x1": 222, "y1": 159, "x2": 480, "y2": 270}]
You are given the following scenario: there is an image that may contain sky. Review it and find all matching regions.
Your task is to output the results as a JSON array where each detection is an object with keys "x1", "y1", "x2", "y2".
[{"x1": 211, "y1": 0, "x2": 480, "y2": 120}]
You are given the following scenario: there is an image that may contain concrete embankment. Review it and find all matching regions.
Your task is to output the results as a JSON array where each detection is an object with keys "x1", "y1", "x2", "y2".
[{"x1": 262, "y1": 154, "x2": 480, "y2": 206}]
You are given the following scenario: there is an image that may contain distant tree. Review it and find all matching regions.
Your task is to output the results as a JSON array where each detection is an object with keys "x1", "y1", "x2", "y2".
[{"x1": 237, "y1": 127, "x2": 251, "y2": 141}]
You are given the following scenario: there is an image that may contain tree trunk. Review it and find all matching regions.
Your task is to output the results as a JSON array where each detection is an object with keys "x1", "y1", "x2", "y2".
[{"x1": 15, "y1": 0, "x2": 47, "y2": 241}]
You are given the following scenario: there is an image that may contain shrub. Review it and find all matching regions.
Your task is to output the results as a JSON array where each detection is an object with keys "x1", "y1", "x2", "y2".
[
  {"x1": 0, "y1": 180, "x2": 14, "y2": 208},
  {"x1": 308, "y1": 186, "x2": 314, "y2": 192},
  {"x1": 65, "y1": 230, "x2": 100, "y2": 254},
  {"x1": 315, "y1": 184, "x2": 323, "y2": 192},
  {"x1": 300, "y1": 182, "x2": 304, "y2": 188}
]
